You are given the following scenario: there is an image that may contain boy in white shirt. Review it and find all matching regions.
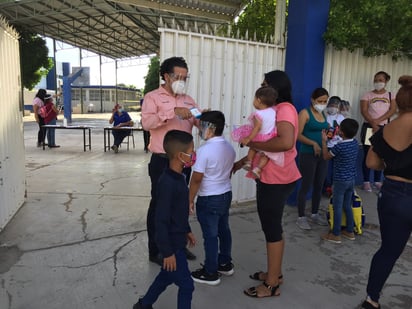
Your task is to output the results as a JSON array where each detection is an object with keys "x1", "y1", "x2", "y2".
[{"x1": 189, "y1": 111, "x2": 236, "y2": 285}]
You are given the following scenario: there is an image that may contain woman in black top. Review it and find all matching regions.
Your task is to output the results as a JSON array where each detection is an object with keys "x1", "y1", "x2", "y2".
[{"x1": 361, "y1": 75, "x2": 412, "y2": 309}]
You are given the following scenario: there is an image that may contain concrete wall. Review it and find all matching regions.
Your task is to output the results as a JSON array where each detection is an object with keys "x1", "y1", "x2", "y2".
[{"x1": 0, "y1": 16, "x2": 25, "y2": 230}]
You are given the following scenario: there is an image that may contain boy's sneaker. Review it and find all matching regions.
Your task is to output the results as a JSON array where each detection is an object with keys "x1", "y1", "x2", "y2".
[
  {"x1": 342, "y1": 230, "x2": 356, "y2": 240},
  {"x1": 311, "y1": 213, "x2": 328, "y2": 226},
  {"x1": 363, "y1": 182, "x2": 372, "y2": 192},
  {"x1": 321, "y1": 232, "x2": 342, "y2": 244},
  {"x1": 296, "y1": 217, "x2": 311, "y2": 230},
  {"x1": 191, "y1": 267, "x2": 221, "y2": 285},
  {"x1": 218, "y1": 262, "x2": 234, "y2": 276}
]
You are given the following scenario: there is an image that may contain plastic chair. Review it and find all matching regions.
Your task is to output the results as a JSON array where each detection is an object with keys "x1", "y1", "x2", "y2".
[{"x1": 121, "y1": 130, "x2": 135, "y2": 150}]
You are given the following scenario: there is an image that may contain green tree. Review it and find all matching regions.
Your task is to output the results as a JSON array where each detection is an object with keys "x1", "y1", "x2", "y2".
[
  {"x1": 216, "y1": 0, "x2": 277, "y2": 42},
  {"x1": 16, "y1": 26, "x2": 52, "y2": 89},
  {"x1": 324, "y1": 0, "x2": 412, "y2": 59},
  {"x1": 143, "y1": 56, "x2": 160, "y2": 94},
  {"x1": 230, "y1": 0, "x2": 277, "y2": 42}
]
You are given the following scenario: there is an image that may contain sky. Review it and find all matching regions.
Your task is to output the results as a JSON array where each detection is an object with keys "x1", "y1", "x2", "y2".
[{"x1": 46, "y1": 38, "x2": 152, "y2": 89}]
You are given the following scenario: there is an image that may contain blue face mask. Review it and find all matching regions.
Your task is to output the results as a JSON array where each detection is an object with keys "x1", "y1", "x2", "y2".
[{"x1": 118, "y1": 108, "x2": 123, "y2": 113}]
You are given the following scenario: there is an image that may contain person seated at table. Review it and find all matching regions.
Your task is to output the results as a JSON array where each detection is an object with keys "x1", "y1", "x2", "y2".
[{"x1": 109, "y1": 104, "x2": 134, "y2": 153}]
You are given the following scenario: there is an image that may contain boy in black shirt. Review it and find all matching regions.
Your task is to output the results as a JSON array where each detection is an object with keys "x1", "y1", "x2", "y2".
[{"x1": 134, "y1": 130, "x2": 196, "y2": 309}]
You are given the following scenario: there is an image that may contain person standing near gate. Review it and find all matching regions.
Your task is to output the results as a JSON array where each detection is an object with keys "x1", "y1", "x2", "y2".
[
  {"x1": 33, "y1": 88, "x2": 47, "y2": 147},
  {"x1": 141, "y1": 56, "x2": 200, "y2": 266}
]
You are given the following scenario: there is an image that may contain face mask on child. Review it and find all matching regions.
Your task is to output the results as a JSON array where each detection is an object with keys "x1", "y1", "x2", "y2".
[
  {"x1": 327, "y1": 107, "x2": 339, "y2": 115},
  {"x1": 180, "y1": 151, "x2": 197, "y2": 168}
]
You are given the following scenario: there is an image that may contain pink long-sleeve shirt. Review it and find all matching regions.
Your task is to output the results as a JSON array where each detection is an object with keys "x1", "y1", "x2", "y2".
[{"x1": 141, "y1": 86, "x2": 199, "y2": 153}]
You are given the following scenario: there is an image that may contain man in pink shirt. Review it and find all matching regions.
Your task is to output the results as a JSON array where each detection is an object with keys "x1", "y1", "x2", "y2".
[{"x1": 142, "y1": 56, "x2": 200, "y2": 265}]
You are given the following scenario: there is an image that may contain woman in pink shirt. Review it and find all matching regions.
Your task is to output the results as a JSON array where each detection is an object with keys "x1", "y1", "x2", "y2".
[
  {"x1": 234, "y1": 70, "x2": 301, "y2": 298},
  {"x1": 32, "y1": 88, "x2": 47, "y2": 147},
  {"x1": 360, "y1": 71, "x2": 397, "y2": 192}
]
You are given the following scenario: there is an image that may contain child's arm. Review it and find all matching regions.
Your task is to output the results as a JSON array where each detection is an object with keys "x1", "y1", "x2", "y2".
[
  {"x1": 321, "y1": 130, "x2": 333, "y2": 160},
  {"x1": 189, "y1": 172, "x2": 204, "y2": 214},
  {"x1": 241, "y1": 115, "x2": 262, "y2": 145},
  {"x1": 187, "y1": 232, "x2": 196, "y2": 248}
]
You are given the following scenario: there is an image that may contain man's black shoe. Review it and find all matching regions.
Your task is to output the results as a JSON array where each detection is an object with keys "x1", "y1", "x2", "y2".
[
  {"x1": 149, "y1": 254, "x2": 163, "y2": 266},
  {"x1": 133, "y1": 298, "x2": 153, "y2": 309},
  {"x1": 185, "y1": 248, "x2": 196, "y2": 260}
]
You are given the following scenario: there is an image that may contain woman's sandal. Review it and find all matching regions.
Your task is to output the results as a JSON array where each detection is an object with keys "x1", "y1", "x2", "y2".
[
  {"x1": 361, "y1": 300, "x2": 381, "y2": 309},
  {"x1": 244, "y1": 281, "x2": 280, "y2": 298},
  {"x1": 249, "y1": 272, "x2": 283, "y2": 284}
]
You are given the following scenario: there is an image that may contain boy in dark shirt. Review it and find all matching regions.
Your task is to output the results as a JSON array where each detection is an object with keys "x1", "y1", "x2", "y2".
[
  {"x1": 321, "y1": 118, "x2": 359, "y2": 243},
  {"x1": 134, "y1": 130, "x2": 196, "y2": 309}
]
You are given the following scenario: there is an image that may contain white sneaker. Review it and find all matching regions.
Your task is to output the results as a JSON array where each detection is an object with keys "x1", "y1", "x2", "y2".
[
  {"x1": 311, "y1": 213, "x2": 328, "y2": 226},
  {"x1": 296, "y1": 217, "x2": 311, "y2": 230}
]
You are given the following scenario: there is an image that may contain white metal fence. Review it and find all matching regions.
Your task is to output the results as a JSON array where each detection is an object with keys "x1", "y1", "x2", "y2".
[
  {"x1": 160, "y1": 28, "x2": 412, "y2": 204},
  {"x1": 159, "y1": 28, "x2": 286, "y2": 204},
  {"x1": 323, "y1": 45, "x2": 412, "y2": 127},
  {"x1": 0, "y1": 17, "x2": 25, "y2": 230}
]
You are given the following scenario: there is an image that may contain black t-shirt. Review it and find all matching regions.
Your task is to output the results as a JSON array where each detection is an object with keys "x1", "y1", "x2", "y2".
[{"x1": 370, "y1": 128, "x2": 412, "y2": 180}]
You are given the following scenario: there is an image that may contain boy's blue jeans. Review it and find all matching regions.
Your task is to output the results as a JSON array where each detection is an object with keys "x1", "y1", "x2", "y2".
[
  {"x1": 196, "y1": 191, "x2": 232, "y2": 274},
  {"x1": 332, "y1": 180, "x2": 355, "y2": 236},
  {"x1": 141, "y1": 248, "x2": 194, "y2": 309}
]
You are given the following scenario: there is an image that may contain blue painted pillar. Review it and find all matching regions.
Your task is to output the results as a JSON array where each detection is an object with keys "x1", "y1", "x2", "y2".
[
  {"x1": 62, "y1": 76, "x2": 72, "y2": 123},
  {"x1": 285, "y1": 0, "x2": 330, "y2": 112},
  {"x1": 285, "y1": 0, "x2": 330, "y2": 206}
]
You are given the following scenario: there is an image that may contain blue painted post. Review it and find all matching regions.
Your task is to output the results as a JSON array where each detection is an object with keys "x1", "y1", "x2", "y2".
[
  {"x1": 285, "y1": 0, "x2": 331, "y2": 206},
  {"x1": 63, "y1": 75, "x2": 71, "y2": 123},
  {"x1": 285, "y1": 0, "x2": 330, "y2": 112},
  {"x1": 62, "y1": 68, "x2": 84, "y2": 123}
]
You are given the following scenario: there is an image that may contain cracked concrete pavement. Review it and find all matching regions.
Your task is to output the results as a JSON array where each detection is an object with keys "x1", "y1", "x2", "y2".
[{"x1": 0, "y1": 114, "x2": 411, "y2": 309}]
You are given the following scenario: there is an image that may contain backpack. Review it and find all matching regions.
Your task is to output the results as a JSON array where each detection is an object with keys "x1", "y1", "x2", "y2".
[
  {"x1": 39, "y1": 105, "x2": 49, "y2": 118},
  {"x1": 327, "y1": 191, "x2": 365, "y2": 235}
]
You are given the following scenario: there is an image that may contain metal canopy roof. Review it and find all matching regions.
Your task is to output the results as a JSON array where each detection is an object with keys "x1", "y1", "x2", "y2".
[{"x1": 0, "y1": 0, "x2": 244, "y2": 60}]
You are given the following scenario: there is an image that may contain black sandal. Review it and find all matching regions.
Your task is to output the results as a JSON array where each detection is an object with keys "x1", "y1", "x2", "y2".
[
  {"x1": 244, "y1": 281, "x2": 280, "y2": 298},
  {"x1": 249, "y1": 272, "x2": 283, "y2": 284}
]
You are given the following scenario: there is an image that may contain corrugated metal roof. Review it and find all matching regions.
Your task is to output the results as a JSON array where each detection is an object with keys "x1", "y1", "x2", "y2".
[{"x1": 0, "y1": 0, "x2": 244, "y2": 59}]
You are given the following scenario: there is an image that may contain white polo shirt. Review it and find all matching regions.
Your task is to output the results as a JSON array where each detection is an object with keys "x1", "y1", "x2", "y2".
[{"x1": 193, "y1": 136, "x2": 236, "y2": 196}]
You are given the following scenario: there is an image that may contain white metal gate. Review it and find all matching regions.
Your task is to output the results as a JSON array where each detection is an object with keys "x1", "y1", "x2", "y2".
[
  {"x1": 159, "y1": 28, "x2": 286, "y2": 204},
  {"x1": 323, "y1": 45, "x2": 412, "y2": 125},
  {"x1": 0, "y1": 16, "x2": 25, "y2": 230}
]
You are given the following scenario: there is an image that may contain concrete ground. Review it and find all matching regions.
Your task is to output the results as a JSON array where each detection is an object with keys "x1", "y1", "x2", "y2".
[{"x1": 0, "y1": 113, "x2": 411, "y2": 309}]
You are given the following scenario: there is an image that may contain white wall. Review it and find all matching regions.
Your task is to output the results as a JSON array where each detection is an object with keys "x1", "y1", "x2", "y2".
[
  {"x1": 0, "y1": 17, "x2": 26, "y2": 230},
  {"x1": 323, "y1": 45, "x2": 412, "y2": 127},
  {"x1": 159, "y1": 28, "x2": 286, "y2": 204}
]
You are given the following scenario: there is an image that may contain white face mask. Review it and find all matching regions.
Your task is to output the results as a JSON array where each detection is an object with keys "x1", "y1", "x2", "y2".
[
  {"x1": 313, "y1": 104, "x2": 326, "y2": 113},
  {"x1": 171, "y1": 80, "x2": 186, "y2": 95},
  {"x1": 327, "y1": 107, "x2": 338, "y2": 115},
  {"x1": 374, "y1": 82, "x2": 385, "y2": 91}
]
